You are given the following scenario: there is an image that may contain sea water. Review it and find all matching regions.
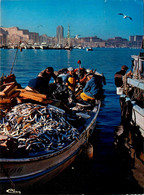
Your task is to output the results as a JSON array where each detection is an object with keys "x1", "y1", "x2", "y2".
[{"x1": 0, "y1": 48, "x2": 143, "y2": 194}]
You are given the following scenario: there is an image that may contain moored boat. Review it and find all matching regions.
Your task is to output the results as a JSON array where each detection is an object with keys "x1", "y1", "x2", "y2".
[
  {"x1": 119, "y1": 51, "x2": 144, "y2": 137},
  {"x1": 40, "y1": 42, "x2": 48, "y2": 49},
  {"x1": 32, "y1": 43, "x2": 41, "y2": 49},
  {"x1": 86, "y1": 47, "x2": 93, "y2": 51}
]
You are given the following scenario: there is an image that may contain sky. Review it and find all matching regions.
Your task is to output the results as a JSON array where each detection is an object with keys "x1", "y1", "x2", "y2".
[{"x1": 0, "y1": 0, "x2": 143, "y2": 40}]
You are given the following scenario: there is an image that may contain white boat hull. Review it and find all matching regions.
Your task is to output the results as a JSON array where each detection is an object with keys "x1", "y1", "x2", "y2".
[
  {"x1": 0, "y1": 102, "x2": 100, "y2": 189},
  {"x1": 132, "y1": 105, "x2": 144, "y2": 136}
]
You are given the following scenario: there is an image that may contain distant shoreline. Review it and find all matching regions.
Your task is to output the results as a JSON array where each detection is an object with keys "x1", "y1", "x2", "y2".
[{"x1": 0, "y1": 45, "x2": 141, "y2": 50}]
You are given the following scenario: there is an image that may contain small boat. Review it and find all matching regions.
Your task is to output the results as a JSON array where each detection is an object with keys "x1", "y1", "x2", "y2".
[
  {"x1": 86, "y1": 47, "x2": 93, "y2": 51},
  {"x1": 77, "y1": 45, "x2": 83, "y2": 49},
  {"x1": 40, "y1": 42, "x2": 48, "y2": 49},
  {"x1": 32, "y1": 43, "x2": 41, "y2": 49},
  {"x1": 0, "y1": 67, "x2": 105, "y2": 192},
  {"x1": 118, "y1": 51, "x2": 144, "y2": 137},
  {"x1": 64, "y1": 46, "x2": 73, "y2": 50}
]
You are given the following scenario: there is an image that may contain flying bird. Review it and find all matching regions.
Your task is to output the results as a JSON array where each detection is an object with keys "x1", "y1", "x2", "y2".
[
  {"x1": 118, "y1": 13, "x2": 132, "y2": 20},
  {"x1": 37, "y1": 25, "x2": 44, "y2": 28}
]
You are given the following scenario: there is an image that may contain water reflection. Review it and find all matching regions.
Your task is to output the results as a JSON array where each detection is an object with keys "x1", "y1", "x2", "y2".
[{"x1": 67, "y1": 50, "x2": 71, "y2": 66}]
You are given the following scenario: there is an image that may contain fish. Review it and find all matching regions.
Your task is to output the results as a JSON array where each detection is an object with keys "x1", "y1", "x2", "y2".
[{"x1": 0, "y1": 103, "x2": 80, "y2": 155}]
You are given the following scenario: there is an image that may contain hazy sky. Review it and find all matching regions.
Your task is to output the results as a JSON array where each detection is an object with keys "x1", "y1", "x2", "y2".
[{"x1": 1, "y1": 0, "x2": 143, "y2": 40}]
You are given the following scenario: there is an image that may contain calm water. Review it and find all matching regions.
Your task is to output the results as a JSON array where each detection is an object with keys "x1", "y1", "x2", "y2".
[{"x1": 0, "y1": 48, "x2": 143, "y2": 194}]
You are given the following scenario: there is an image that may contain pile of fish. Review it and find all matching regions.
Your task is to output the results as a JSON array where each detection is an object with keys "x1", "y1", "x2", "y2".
[{"x1": 0, "y1": 103, "x2": 80, "y2": 156}]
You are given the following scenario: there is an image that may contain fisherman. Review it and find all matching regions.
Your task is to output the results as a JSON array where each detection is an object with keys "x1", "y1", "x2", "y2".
[
  {"x1": 74, "y1": 60, "x2": 86, "y2": 81},
  {"x1": 26, "y1": 67, "x2": 57, "y2": 95},
  {"x1": 74, "y1": 68, "x2": 87, "y2": 81},
  {"x1": 114, "y1": 65, "x2": 131, "y2": 87},
  {"x1": 57, "y1": 68, "x2": 69, "y2": 84},
  {"x1": 80, "y1": 73, "x2": 103, "y2": 102},
  {"x1": 65, "y1": 67, "x2": 77, "y2": 92},
  {"x1": 38, "y1": 67, "x2": 57, "y2": 84},
  {"x1": 78, "y1": 69, "x2": 92, "y2": 85},
  {"x1": 75, "y1": 69, "x2": 96, "y2": 99}
]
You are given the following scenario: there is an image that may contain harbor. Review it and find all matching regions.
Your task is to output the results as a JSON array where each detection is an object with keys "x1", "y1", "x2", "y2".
[
  {"x1": 0, "y1": 47, "x2": 144, "y2": 194},
  {"x1": 0, "y1": 0, "x2": 143, "y2": 194},
  {"x1": 0, "y1": 44, "x2": 73, "y2": 50}
]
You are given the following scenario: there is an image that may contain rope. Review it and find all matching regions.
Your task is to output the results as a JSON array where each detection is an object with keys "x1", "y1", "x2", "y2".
[
  {"x1": 10, "y1": 48, "x2": 19, "y2": 75},
  {"x1": 1, "y1": 162, "x2": 22, "y2": 194},
  {"x1": 1, "y1": 163, "x2": 16, "y2": 189},
  {"x1": 10, "y1": 41, "x2": 22, "y2": 75}
]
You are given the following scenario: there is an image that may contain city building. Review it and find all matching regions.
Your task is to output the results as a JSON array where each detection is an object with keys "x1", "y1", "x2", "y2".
[
  {"x1": 129, "y1": 35, "x2": 143, "y2": 48},
  {"x1": 134, "y1": 35, "x2": 143, "y2": 42},
  {"x1": 56, "y1": 25, "x2": 64, "y2": 45},
  {"x1": 129, "y1": 36, "x2": 135, "y2": 42},
  {"x1": 0, "y1": 28, "x2": 8, "y2": 46},
  {"x1": 0, "y1": 27, "x2": 39, "y2": 46},
  {"x1": 0, "y1": 26, "x2": 143, "y2": 49},
  {"x1": 106, "y1": 37, "x2": 128, "y2": 48}
]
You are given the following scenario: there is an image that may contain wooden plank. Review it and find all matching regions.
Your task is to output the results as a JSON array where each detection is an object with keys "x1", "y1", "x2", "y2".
[
  {"x1": 19, "y1": 92, "x2": 44, "y2": 102},
  {"x1": 9, "y1": 91, "x2": 20, "y2": 99},
  {"x1": 1, "y1": 82, "x2": 17, "y2": 96},
  {"x1": 6, "y1": 85, "x2": 18, "y2": 96},
  {"x1": 16, "y1": 89, "x2": 47, "y2": 99}
]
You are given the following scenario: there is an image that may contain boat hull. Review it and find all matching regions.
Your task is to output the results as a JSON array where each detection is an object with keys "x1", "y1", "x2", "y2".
[
  {"x1": 132, "y1": 105, "x2": 144, "y2": 136},
  {"x1": 0, "y1": 102, "x2": 100, "y2": 190},
  {"x1": 120, "y1": 96, "x2": 144, "y2": 137}
]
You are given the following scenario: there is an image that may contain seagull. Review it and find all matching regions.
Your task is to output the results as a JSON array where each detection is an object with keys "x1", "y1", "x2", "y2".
[
  {"x1": 37, "y1": 25, "x2": 44, "y2": 28},
  {"x1": 118, "y1": 13, "x2": 132, "y2": 20}
]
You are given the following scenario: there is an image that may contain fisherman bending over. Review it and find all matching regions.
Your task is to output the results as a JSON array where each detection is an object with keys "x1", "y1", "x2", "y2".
[
  {"x1": 26, "y1": 67, "x2": 57, "y2": 95},
  {"x1": 38, "y1": 67, "x2": 57, "y2": 83},
  {"x1": 80, "y1": 73, "x2": 103, "y2": 102},
  {"x1": 114, "y1": 65, "x2": 131, "y2": 87}
]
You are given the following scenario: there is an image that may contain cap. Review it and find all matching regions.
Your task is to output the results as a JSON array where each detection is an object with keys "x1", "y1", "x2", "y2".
[
  {"x1": 77, "y1": 60, "x2": 81, "y2": 64},
  {"x1": 68, "y1": 67, "x2": 74, "y2": 71},
  {"x1": 121, "y1": 65, "x2": 128, "y2": 71}
]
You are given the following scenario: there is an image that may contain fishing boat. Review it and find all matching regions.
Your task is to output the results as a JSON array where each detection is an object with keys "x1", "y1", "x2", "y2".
[
  {"x1": 0, "y1": 66, "x2": 105, "y2": 193},
  {"x1": 0, "y1": 102, "x2": 101, "y2": 190},
  {"x1": 119, "y1": 51, "x2": 144, "y2": 137}
]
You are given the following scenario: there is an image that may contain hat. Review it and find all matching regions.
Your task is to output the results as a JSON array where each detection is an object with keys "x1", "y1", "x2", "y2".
[
  {"x1": 121, "y1": 65, "x2": 128, "y2": 71},
  {"x1": 68, "y1": 67, "x2": 74, "y2": 71},
  {"x1": 77, "y1": 60, "x2": 81, "y2": 64}
]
